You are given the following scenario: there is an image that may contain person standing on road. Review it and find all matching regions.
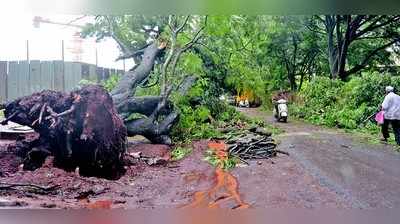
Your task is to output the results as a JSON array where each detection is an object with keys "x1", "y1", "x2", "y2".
[{"x1": 381, "y1": 86, "x2": 400, "y2": 145}]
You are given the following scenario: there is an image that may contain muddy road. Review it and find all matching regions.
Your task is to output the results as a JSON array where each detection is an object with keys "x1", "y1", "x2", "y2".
[
  {"x1": 240, "y1": 108, "x2": 400, "y2": 208},
  {"x1": 1, "y1": 108, "x2": 399, "y2": 208}
]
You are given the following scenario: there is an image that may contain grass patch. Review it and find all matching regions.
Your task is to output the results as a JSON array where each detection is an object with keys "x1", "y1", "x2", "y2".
[
  {"x1": 349, "y1": 128, "x2": 398, "y2": 146},
  {"x1": 170, "y1": 147, "x2": 192, "y2": 161},
  {"x1": 265, "y1": 123, "x2": 284, "y2": 135},
  {"x1": 0, "y1": 109, "x2": 4, "y2": 119}
]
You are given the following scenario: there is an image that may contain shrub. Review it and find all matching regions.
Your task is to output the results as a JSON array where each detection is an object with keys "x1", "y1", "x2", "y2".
[
  {"x1": 292, "y1": 72, "x2": 399, "y2": 131},
  {"x1": 102, "y1": 74, "x2": 121, "y2": 92},
  {"x1": 171, "y1": 76, "x2": 242, "y2": 142}
]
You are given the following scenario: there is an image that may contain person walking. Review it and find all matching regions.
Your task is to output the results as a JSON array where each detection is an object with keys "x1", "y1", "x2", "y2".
[{"x1": 381, "y1": 86, "x2": 400, "y2": 145}]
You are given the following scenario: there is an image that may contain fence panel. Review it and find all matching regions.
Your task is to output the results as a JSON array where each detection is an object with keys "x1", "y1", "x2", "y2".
[
  {"x1": 53, "y1": 61, "x2": 64, "y2": 91},
  {"x1": 2, "y1": 61, "x2": 122, "y2": 102},
  {"x1": 0, "y1": 61, "x2": 7, "y2": 103},
  {"x1": 64, "y1": 62, "x2": 74, "y2": 91},
  {"x1": 81, "y1": 63, "x2": 90, "y2": 80},
  {"x1": 89, "y1": 64, "x2": 97, "y2": 82},
  {"x1": 40, "y1": 61, "x2": 54, "y2": 90},
  {"x1": 117, "y1": 69, "x2": 124, "y2": 76},
  {"x1": 72, "y1": 62, "x2": 82, "y2": 87},
  {"x1": 96, "y1": 67, "x2": 104, "y2": 81},
  {"x1": 110, "y1": 69, "x2": 116, "y2": 76},
  {"x1": 18, "y1": 61, "x2": 30, "y2": 96},
  {"x1": 7, "y1": 62, "x2": 19, "y2": 101},
  {"x1": 30, "y1": 60, "x2": 41, "y2": 93},
  {"x1": 104, "y1": 68, "x2": 110, "y2": 80}
]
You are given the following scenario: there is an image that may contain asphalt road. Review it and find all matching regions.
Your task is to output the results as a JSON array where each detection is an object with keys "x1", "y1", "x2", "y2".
[{"x1": 240, "y1": 108, "x2": 400, "y2": 208}]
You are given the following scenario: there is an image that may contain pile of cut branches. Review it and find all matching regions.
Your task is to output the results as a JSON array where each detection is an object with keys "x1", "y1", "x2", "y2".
[{"x1": 223, "y1": 126, "x2": 288, "y2": 164}]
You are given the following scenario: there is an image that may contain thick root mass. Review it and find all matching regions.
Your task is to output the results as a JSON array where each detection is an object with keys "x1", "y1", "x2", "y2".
[{"x1": 2, "y1": 85, "x2": 127, "y2": 179}]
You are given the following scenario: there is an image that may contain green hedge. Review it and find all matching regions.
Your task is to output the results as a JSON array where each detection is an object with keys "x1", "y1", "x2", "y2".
[{"x1": 291, "y1": 73, "x2": 400, "y2": 132}]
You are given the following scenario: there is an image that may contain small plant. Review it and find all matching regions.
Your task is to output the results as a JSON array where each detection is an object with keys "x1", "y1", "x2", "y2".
[
  {"x1": 171, "y1": 103, "x2": 221, "y2": 141},
  {"x1": 171, "y1": 147, "x2": 192, "y2": 161},
  {"x1": 102, "y1": 74, "x2": 121, "y2": 92},
  {"x1": 78, "y1": 79, "x2": 97, "y2": 88},
  {"x1": 203, "y1": 150, "x2": 239, "y2": 170},
  {"x1": 0, "y1": 109, "x2": 4, "y2": 119}
]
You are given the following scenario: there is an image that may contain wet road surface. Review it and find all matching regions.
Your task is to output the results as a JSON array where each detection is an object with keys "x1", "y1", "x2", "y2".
[{"x1": 240, "y1": 108, "x2": 400, "y2": 208}]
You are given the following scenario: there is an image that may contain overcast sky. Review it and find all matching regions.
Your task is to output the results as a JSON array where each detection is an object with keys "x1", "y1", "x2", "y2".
[{"x1": 0, "y1": 13, "x2": 134, "y2": 70}]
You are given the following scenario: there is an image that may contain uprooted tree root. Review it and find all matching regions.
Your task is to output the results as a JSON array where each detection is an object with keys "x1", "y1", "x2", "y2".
[{"x1": 2, "y1": 85, "x2": 127, "y2": 179}]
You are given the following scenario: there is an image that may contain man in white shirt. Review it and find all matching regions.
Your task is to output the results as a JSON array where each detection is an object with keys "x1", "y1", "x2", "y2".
[{"x1": 381, "y1": 86, "x2": 400, "y2": 144}]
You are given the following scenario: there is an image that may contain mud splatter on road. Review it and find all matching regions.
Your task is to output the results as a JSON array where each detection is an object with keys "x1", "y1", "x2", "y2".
[{"x1": 183, "y1": 141, "x2": 249, "y2": 209}]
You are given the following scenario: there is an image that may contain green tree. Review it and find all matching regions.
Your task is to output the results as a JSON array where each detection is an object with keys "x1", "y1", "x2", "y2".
[
  {"x1": 310, "y1": 15, "x2": 400, "y2": 80},
  {"x1": 266, "y1": 16, "x2": 320, "y2": 91},
  {"x1": 81, "y1": 15, "x2": 207, "y2": 144}
]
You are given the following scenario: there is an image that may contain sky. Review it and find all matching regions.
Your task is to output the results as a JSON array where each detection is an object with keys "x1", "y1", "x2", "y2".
[{"x1": 0, "y1": 14, "x2": 134, "y2": 70}]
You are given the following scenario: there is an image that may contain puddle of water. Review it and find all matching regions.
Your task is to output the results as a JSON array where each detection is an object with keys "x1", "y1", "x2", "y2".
[{"x1": 182, "y1": 141, "x2": 249, "y2": 209}]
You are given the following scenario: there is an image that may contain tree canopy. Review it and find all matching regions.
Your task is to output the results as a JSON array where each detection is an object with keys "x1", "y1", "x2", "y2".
[{"x1": 82, "y1": 15, "x2": 400, "y2": 96}]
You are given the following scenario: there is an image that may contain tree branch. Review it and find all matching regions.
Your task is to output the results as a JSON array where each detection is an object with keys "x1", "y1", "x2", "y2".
[
  {"x1": 175, "y1": 16, "x2": 190, "y2": 34},
  {"x1": 105, "y1": 16, "x2": 133, "y2": 56},
  {"x1": 345, "y1": 38, "x2": 400, "y2": 76},
  {"x1": 115, "y1": 43, "x2": 151, "y2": 61},
  {"x1": 182, "y1": 16, "x2": 208, "y2": 52},
  {"x1": 355, "y1": 16, "x2": 400, "y2": 39}
]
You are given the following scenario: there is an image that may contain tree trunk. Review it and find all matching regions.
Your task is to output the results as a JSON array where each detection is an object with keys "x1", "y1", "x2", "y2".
[
  {"x1": 325, "y1": 15, "x2": 339, "y2": 79},
  {"x1": 111, "y1": 42, "x2": 164, "y2": 107},
  {"x1": 298, "y1": 72, "x2": 305, "y2": 91},
  {"x1": 288, "y1": 72, "x2": 297, "y2": 91},
  {"x1": 110, "y1": 41, "x2": 178, "y2": 145},
  {"x1": 110, "y1": 41, "x2": 195, "y2": 145}
]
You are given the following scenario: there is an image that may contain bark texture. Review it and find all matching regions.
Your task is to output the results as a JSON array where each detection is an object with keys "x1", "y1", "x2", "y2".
[{"x1": 110, "y1": 41, "x2": 182, "y2": 145}]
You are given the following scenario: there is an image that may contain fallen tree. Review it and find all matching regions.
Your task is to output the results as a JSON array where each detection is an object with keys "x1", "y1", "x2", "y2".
[
  {"x1": 0, "y1": 16, "x2": 206, "y2": 178},
  {"x1": 107, "y1": 15, "x2": 206, "y2": 144},
  {"x1": 110, "y1": 41, "x2": 178, "y2": 144},
  {"x1": 1, "y1": 85, "x2": 127, "y2": 179}
]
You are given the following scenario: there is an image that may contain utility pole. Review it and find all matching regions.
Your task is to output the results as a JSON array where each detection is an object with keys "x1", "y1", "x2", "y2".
[
  {"x1": 95, "y1": 47, "x2": 98, "y2": 67},
  {"x1": 26, "y1": 40, "x2": 30, "y2": 94},
  {"x1": 26, "y1": 40, "x2": 30, "y2": 62},
  {"x1": 61, "y1": 40, "x2": 65, "y2": 62},
  {"x1": 62, "y1": 40, "x2": 65, "y2": 91}
]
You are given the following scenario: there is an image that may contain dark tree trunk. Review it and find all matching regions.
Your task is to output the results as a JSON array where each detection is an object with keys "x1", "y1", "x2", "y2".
[
  {"x1": 288, "y1": 72, "x2": 297, "y2": 91},
  {"x1": 298, "y1": 73, "x2": 305, "y2": 91},
  {"x1": 110, "y1": 41, "x2": 196, "y2": 145},
  {"x1": 325, "y1": 15, "x2": 339, "y2": 79},
  {"x1": 111, "y1": 42, "x2": 164, "y2": 107}
]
